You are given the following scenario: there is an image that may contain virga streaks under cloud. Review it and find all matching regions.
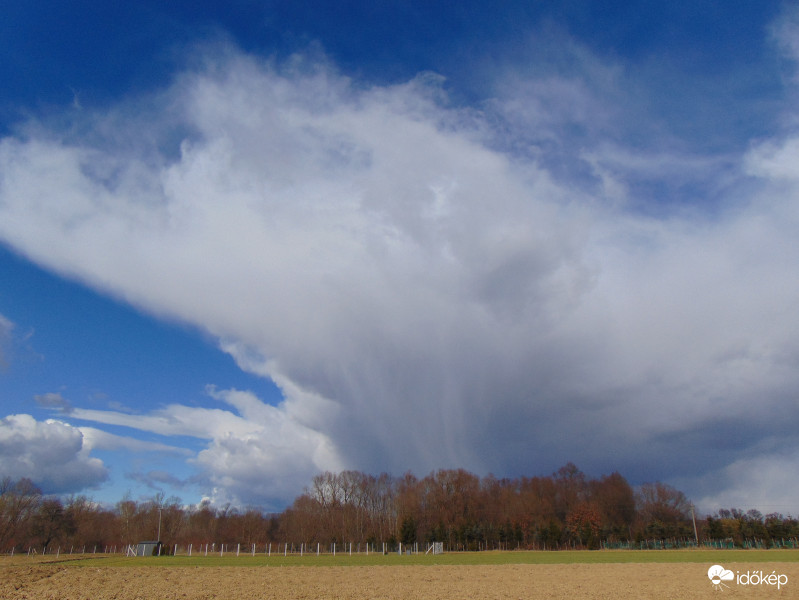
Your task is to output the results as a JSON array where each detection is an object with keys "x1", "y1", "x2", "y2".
[{"x1": 1, "y1": 5, "x2": 799, "y2": 512}]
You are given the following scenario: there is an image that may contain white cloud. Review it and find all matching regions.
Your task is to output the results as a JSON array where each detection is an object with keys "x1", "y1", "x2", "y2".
[
  {"x1": 34, "y1": 392, "x2": 73, "y2": 413},
  {"x1": 0, "y1": 414, "x2": 108, "y2": 493},
  {"x1": 69, "y1": 386, "x2": 342, "y2": 506},
  {"x1": 0, "y1": 312, "x2": 13, "y2": 369},
  {"x1": 69, "y1": 404, "x2": 260, "y2": 440},
  {"x1": 0, "y1": 46, "x2": 798, "y2": 509},
  {"x1": 695, "y1": 449, "x2": 799, "y2": 516},
  {"x1": 0, "y1": 313, "x2": 12, "y2": 335},
  {"x1": 78, "y1": 426, "x2": 193, "y2": 456},
  {"x1": 194, "y1": 387, "x2": 342, "y2": 507},
  {"x1": 771, "y1": 4, "x2": 799, "y2": 73},
  {"x1": 745, "y1": 136, "x2": 799, "y2": 181}
]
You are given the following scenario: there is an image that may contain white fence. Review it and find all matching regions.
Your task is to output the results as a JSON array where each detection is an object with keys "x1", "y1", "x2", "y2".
[{"x1": 4, "y1": 541, "x2": 442, "y2": 558}]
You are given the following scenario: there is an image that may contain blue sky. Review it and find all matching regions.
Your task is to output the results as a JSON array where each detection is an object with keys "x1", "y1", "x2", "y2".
[{"x1": 2, "y1": 1, "x2": 799, "y2": 514}]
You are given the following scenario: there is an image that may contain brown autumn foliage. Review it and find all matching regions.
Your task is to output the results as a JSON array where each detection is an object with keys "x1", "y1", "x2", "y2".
[{"x1": 2, "y1": 466, "x2": 798, "y2": 552}]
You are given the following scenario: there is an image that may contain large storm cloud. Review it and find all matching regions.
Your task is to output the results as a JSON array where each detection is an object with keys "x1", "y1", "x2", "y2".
[{"x1": 1, "y1": 31, "x2": 798, "y2": 510}]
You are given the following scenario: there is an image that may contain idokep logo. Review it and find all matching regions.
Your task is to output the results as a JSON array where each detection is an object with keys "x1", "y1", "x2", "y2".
[
  {"x1": 707, "y1": 565, "x2": 734, "y2": 590},
  {"x1": 707, "y1": 564, "x2": 788, "y2": 591}
]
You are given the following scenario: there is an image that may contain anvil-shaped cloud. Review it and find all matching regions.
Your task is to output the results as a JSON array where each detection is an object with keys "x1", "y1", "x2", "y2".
[{"x1": 2, "y1": 33, "x2": 799, "y2": 509}]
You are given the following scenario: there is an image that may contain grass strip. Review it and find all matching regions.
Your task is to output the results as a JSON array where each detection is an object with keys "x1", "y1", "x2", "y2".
[{"x1": 42, "y1": 548, "x2": 799, "y2": 568}]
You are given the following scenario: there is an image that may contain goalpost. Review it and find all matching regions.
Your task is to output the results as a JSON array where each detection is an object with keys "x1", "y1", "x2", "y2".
[{"x1": 425, "y1": 542, "x2": 444, "y2": 555}]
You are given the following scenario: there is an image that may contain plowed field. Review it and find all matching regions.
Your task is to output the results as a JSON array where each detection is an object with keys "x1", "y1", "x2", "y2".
[{"x1": 2, "y1": 560, "x2": 796, "y2": 599}]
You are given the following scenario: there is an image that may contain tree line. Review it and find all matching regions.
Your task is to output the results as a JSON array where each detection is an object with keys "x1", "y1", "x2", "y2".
[{"x1": 2, "y1": 465, "x2": 798, "y2": 552}]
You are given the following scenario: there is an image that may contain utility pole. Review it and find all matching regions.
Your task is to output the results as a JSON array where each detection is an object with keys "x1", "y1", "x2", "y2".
[
  {"x1": 690, "y1": 504, "x2": 699, "y2": 546},
  {"x1": 157, "y1": 507, "x2": 162, "y2": 542}
]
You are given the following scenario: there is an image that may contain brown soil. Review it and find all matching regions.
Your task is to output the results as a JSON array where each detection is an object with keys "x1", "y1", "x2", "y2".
[{"x1": 1, "y1": 561, "x2": 796, "y2": 599}]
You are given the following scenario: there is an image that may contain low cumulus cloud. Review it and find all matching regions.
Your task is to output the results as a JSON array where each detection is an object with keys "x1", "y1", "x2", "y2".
[
  {"x1": 194, "y1": 387, "x2": 342, "y2": 507},
  {"x1": 1, "y1": 35, "x2": 798, "y2": 509},
  {"x1": 0, "y1": 414, "x2": 108, "y2": 493},
  {"x1": 67, "y1": 386, "x2": 341, "y2": 507}
]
